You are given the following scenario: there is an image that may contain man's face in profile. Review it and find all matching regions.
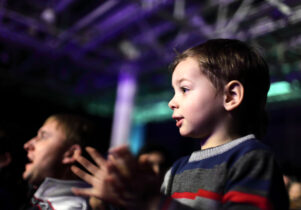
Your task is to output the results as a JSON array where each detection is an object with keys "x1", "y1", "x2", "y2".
[{"x1": 23, "y1": 119, "x2": 68, "y2": 186}]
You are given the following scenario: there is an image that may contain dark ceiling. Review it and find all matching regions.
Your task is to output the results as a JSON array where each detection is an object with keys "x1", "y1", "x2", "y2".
[{"x1": 0, "y1": 0, "x2": 301, "y2": 122}]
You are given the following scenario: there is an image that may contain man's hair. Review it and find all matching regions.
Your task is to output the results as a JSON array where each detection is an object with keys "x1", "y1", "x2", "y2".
[
  {"x1": 170, "y1": 39, "x2": 270, "y2": 139},
  {"x1": 45, "y1": 114, "x2": 103, "y2": 153}
]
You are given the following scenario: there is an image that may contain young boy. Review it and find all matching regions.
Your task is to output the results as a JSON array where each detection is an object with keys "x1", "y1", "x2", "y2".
[{"x1": 71, "y1": 39, "x2": 289, "y2": 210}]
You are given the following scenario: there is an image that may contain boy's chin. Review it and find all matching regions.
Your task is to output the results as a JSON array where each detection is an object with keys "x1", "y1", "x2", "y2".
[
  {"x1": 180, "y1": 129, "x2": 204, "y2": 139},
  {"x1": 179, "y1": 130, "x2": 195, "y2": 138},
  {"x1": 179, "y1": 130, "x2": 188, "y2": 137}
]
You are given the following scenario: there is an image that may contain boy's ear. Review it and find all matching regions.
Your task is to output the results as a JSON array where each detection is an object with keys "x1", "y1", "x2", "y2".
[
  {"x1": 62, "y1": 144, "x2": 82, "y2": 165},
  {"x1": 223, "y1": 80, "x2": 244, "y2": 111}
]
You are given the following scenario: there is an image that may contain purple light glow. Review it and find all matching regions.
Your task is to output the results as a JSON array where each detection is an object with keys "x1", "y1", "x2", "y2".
[
  {"x1": 110, "y1": 69, "x2": 137, "y2": 148},
  {"x1": 55, "y1": 0, "x2": 75, "y2": 13},
  {"x1": 83, "y1": 1, "x2": 173, "y2": 53}
]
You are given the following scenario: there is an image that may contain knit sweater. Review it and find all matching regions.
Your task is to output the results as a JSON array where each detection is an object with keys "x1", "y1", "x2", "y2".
[{"x1": 161, "y1": 134, "x2": 288, "y2": 210}]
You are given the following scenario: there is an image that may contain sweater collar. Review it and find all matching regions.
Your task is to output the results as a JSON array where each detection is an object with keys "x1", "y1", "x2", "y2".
[{"x1": 189, "y1": 134, "x2": 255, "y2": 162}]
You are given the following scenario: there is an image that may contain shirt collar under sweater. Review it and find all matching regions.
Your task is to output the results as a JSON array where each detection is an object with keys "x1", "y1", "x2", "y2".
[
  {"x1": 32, "y1": 177, "x2": 90, "y2": 210},
  {"x1": 189, "y1": 134, "x2": 255, "y2": 162},
  {"x1": 34, "y1": 177, "x2": 90, "y2": 198}
]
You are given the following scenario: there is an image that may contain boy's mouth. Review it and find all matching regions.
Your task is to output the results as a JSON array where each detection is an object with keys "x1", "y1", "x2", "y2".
[
  {"x1": 176, "y1": 118, "x2": 183, "y2": 127},
  {"x1": 173, "y1": 116, "x2": 183, "y2": 127}
]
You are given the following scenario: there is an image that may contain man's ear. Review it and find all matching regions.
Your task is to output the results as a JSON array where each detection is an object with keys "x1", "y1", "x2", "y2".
[
  {"x1": 62, "y1": 144, "x2": 82, "y2": 165},
  {"x1": 223, "y1": 80, "x2": 244, "y2": 111}
]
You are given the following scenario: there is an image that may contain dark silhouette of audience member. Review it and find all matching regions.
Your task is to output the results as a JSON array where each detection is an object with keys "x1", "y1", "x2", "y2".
[
  {"x1": 137, "y1": 144, "x2": 172, "y2": 180},
  {"x1": 283, "y1": 175, "x2": 301, "y2": 210},
  {"x1": 289, "y1": 180, "x2": 301, "y2": 209}
]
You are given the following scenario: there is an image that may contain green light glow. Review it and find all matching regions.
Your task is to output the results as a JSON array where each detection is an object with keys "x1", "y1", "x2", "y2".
[
  {"x1": 84, "y1": 81, "x2": 301, "y2": 123},
  {"x1": 133, "y1": 101, "x2": 172, "y2": 123},
  {"x1": 85, "y1": 101, "x2": 113, "y2": 116},
  {"x1": 267, "y1": 81, "x2": 291, "y2": 97},
  {"x1": 267, "y1": 80, "x2": 301, "y2": 103}
]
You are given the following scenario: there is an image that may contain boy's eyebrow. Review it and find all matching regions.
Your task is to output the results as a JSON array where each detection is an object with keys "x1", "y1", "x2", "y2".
[
  {"x1": 171, "y1": 76, "x2": 192, "y2": 88},
  {"x1": 175, "y1": 78, "x2": 191, "y2": 84},
  {"x1": 171, "y1": 78, "x2": 190, "y2": 88}
]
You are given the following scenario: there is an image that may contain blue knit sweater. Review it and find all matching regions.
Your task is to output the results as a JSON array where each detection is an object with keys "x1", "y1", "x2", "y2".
[{"x1": 161, "y1": 134, "x2": 288, "y2": 210}]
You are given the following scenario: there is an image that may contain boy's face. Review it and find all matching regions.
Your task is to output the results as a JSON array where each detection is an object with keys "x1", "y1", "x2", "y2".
[
  {"x1": 23, "y1": 119, "x2": 69, "y2": 186},
  {"x1": 169, "y1": 57, "x2": 224, "y2": 138}
]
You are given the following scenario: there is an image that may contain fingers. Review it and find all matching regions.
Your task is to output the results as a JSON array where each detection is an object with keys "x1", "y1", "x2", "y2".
[
  {"x1": 74, "y1": 153, "x2": 100, "y2": 175},
  {"x1": 109, "y1": 145, "x2": 132, "y2": 160},
  {"x1": 71, "y1": 187, "x2": 95, "y2": 198},
  {"x1": 86, "y1": 147, "x2": 107, "y2": 167},
  {"x1": 108, "y1": 144, "x2": 129, "y2": 153},
  {"x1": 107, "y1": 146, "x2": 135, "y2": 179},
  {"x1": 107, "y1": 155, "x2": 132, "y2": 178},
  {"x1": 71, "y1": 165, "x2": 95, "y2": 185},
  {"x1": 72, "y1": 145, "x2": 161, "y2": 209},
  {"x1": 105, "y1": 167, "x2": 128, "y2": 192},
  {"x1": 108, "y1": 147, "x2": 137, "y2": 175}
]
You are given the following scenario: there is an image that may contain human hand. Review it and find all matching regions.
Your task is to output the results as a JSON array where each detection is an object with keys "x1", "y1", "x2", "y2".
[
  {"x1": 71, "y1": 146, "x2": 162, "y2": 209},
  {"x1": 71, "y1": 147, "x2": 107, "y2": 197},
  {"x1": 89, "y1": 197, "x2": 106, "y2": 210},
  {"x1": 107, "y1": 145, "x2": 162, "y2": 208},
  {"x1": 71, "y1": 147, "x2": 129, "y2": 206}
]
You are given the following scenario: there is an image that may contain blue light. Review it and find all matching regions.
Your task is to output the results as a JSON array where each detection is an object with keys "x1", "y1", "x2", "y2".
[{"x1": 129, "y1": 123, "x2": 145, "y2": 155}]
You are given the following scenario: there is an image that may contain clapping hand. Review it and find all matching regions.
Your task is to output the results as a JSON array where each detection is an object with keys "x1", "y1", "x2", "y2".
[{"x1": 71, "y1": 146, "x2": 161, "y2": 209}]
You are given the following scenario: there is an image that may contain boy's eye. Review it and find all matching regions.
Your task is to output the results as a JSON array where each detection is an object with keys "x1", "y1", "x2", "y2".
[{"x1": 181, "y1": 87, "x2": 189, "y2": 93}]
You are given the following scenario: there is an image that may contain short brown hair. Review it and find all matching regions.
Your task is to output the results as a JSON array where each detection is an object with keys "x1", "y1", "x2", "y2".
[
  {"x1": 45, "y1": 114, "x2": 101, "y2": 151},
  {"x1": 170, "y1": 39, "x2": 270, "y2": 139}
]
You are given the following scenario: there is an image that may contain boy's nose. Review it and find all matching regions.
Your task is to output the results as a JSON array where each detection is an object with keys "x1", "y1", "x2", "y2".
[{"x1": 168, "y1": 96, "x2": 178, "y2": 110}]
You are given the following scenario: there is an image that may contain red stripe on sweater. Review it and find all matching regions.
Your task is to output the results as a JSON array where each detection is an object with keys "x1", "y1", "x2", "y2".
[
  {"x1": 172, "y1": 189, "x2": 222, "y2": 200},
  {"x1": 222, "y1": 191, "x2": 272, "y2": 210},
  {"x1": 172, "y1": 190, "x2": 272, "y2": 210}
]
